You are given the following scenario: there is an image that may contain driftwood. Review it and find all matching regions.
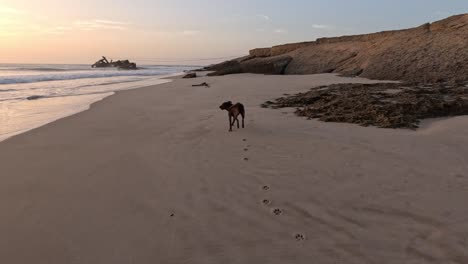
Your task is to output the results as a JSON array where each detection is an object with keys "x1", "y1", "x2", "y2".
[
  {"x1": 92, "y1": 56, "x2": 138, "y2": 70},
  {"x1": 192, "y1": 82, "x2": 210, "y2": 87}
]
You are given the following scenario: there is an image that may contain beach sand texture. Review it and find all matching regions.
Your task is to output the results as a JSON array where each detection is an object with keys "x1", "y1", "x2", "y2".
[{"x1": 1, "y1": 73, "x2": 468, "y2": 264}]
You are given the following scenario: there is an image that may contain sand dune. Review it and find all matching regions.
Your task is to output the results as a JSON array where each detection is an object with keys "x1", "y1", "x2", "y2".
[{"x1": 1, "y1": 74, "x2": 468, "y2": 263}]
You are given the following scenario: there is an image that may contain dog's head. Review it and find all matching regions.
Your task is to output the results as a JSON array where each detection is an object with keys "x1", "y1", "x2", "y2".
[{"x1": 219, "y1": 101, "x2": 233, "y2": 110}]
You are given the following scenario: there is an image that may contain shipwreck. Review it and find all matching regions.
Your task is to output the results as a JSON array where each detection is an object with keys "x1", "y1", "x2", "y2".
[{"x1": 92, "y1": 56, "x2": 138, "y2": 70}]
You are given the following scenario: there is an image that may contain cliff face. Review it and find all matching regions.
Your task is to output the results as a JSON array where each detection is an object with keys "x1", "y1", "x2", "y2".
[
  {"x1": 208, "y1": 14, "x2": 468, "y2": 83},
  {"x1": 250, "y1": 42, "x2": 315, "y2": 57}
]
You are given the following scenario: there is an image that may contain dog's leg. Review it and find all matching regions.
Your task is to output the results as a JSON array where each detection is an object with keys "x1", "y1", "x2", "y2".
[
  {"x1": 229, "y1": 114, "x2": 233, "y2": 132},
  {"x1": 241, "y1": 113, "x2": 245, "y2": 128},
  {"x1": 230, "y1": 115, "x2": 236, "y2": 127},
  {"x1": 237, "y1": 117, "x2": 240, "y2": 129}
]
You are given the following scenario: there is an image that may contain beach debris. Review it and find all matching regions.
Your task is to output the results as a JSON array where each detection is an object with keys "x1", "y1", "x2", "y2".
[
  {"x1": 192, "y1": 82, "x2": 210, "y2": 87},
  {"x1": 183, "y1": 73, "x2": 197, "y2": 79},
  {"x1": 91, "y1": 56, "x2": 138, "y2": 70},
  {"x1": 264, "y1": 82, "x2": 468, "y2": 129},
  {"x1": 26, "y1": 95, "x2": 45, "y2": 100}
]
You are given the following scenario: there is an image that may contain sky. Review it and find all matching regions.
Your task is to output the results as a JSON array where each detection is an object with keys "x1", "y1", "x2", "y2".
[{"x1": 0, "y1": 0, "x2": 467, "y2": 65}]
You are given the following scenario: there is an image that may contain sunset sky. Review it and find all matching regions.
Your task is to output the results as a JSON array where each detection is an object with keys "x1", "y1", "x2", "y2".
[{"x1": 1, "y1": 0, "x2": 467, "y2": 64}]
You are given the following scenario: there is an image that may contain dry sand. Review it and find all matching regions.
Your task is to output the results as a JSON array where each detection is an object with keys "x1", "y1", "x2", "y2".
[{"x1": 1, "y1": 73, "x2": 468, "y2": 264}]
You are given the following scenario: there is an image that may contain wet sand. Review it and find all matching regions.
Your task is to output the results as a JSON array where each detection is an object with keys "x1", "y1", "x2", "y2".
[{"x1": 1, "y1": 73, "x2": 468, "y2": 264}]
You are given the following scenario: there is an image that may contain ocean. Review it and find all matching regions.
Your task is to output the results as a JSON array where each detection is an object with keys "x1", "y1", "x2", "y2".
[{"x1": 0, "y1": 63, "x2": 199, "y2": 141}]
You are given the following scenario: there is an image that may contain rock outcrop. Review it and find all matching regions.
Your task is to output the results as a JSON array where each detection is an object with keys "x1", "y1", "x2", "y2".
[
  {"x1": 207, "y1": 14, "x2": 468, "y2": 83},
  {"x1": 249, "y1": 42, "x2": 315, "y2": 57},
  {"x1": 240, "y1": 56, "x2": 293, "y2": 74},
  {"x1": 182, "y1": 73, "x2": 197, "y2": 78},
  {"x1": 207, "y1": 56, "x2": 293, "y2": 76},
  {"x1": 249, "y1": 48, "x2": 271, "y2": 57}
]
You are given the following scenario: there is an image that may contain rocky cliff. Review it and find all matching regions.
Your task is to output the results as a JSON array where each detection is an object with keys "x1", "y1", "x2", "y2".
[{"x1": 206, "y1": 14, "x2": 468, "y2": 83}]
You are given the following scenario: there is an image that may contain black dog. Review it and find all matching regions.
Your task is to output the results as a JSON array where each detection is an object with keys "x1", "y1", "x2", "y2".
[{"x1": 219, "y1": 101, "x2": 245, "y2": 132}]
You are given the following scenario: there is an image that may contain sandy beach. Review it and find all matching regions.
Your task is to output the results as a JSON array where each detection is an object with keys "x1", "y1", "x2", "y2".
[{"x1": 1, "y1": 73, "x2": 468, "y2": 264}]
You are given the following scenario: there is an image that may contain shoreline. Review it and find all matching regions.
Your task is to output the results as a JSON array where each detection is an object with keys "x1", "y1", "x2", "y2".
[
  {"x1": 1, "y1": 73, "x2": 468, "y2": 263},
  {"x1": 0, "y1": 73, "x2": 183, "y2": 142}
]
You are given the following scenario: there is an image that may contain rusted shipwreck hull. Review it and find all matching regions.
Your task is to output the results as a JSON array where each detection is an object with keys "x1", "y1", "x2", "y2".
[{"x1": 92, "y1": 56, "x2": 138, "y2": 70}]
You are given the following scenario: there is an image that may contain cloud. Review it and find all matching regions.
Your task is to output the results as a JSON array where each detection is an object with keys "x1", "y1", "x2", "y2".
[
  {"x1": 274, "y1": 28, "x2": 287, "y2": 34},
  {"x1": 0, "y1": 12, "x2": 130, "y2": 36},
  {"x1": 94, "y1": 20, "x2": 129, "y2": 25},
  {"x1": 0, "y1": 6, "x2": 23, "y2": 14},
  {"x1": 312, "y1": 24, "x2": 335, "y2": 30},
  {"x1": 0, "y1": 8, "x2": 30, "y2": 36},
  {"x1": 44, "y1": 26, "x2": 73, "y2": 34},
  {"x1": 256, "y1": 14, "x2": 271, "y2": 21},
  {"x1": 182, "y1": 30, "x2": 201, "y2": 35},
  {"x1": 74, "y1": 19, "x2": 129, "y2": 31},
  {"x1": 0, "y1": 18, "x2": 19, "y2": 26}
]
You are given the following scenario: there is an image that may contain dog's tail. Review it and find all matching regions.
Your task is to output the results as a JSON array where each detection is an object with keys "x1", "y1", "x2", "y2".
[{"x1": 239, "y1": 103, "x2": 245, "y2": 118}]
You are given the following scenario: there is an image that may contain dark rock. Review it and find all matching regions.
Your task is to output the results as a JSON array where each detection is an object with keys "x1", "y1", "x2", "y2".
[
  {"x1": 238, "y1": 55, "x2": 256, "y2": 62},
  {"x1": 240, "y1": 56, "x2": 292, "y2": 75},
  {"x1": 26, "y1": 95, "x2": 45, "y2": 100},
  {"x1": 183, "y1": 73, "x2": 197, "y2": 79},
  {"x1": 207, "y1": 56, "x2": 292, "y2": 76},
  {"x1": 207, "y1": 61, "x2": 242, "y2": 76},
  {"x1": 204, "y1": 55, "x2": 254, "y2": 71}
]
